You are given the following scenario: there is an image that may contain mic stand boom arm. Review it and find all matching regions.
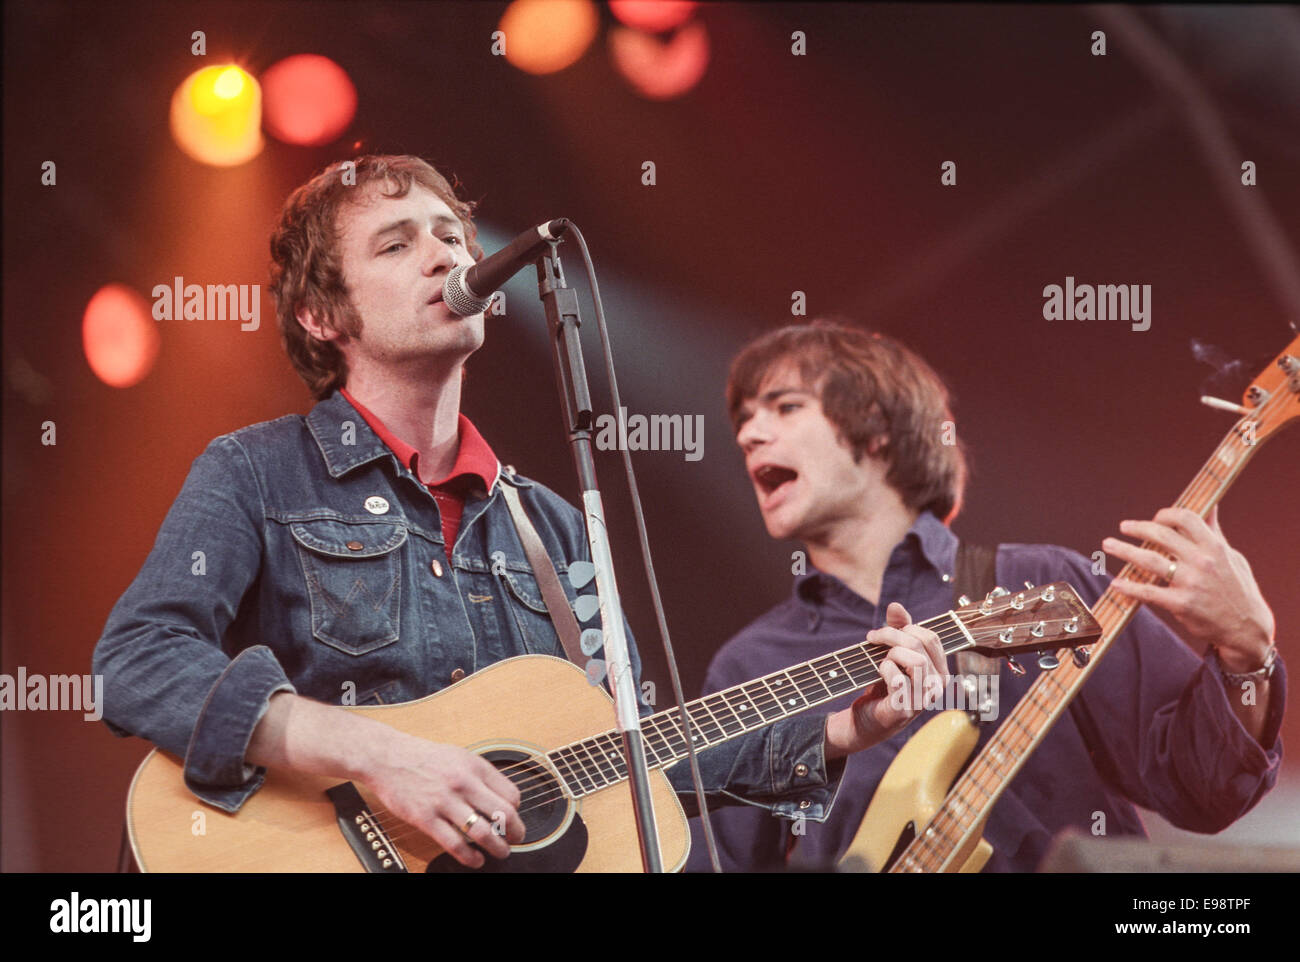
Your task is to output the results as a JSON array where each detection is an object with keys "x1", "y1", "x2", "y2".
[{"x1": 534, "y1": 244, "x2": 664, "y2": 873}]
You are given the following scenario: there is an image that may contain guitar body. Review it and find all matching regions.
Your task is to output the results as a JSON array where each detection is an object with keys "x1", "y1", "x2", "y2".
[
  {"x1": 126, "y1": 655, "x2": 690, "y2": 872},
  {"x1": 841, "y1": 711, "x2": 991, "y2": 873}
]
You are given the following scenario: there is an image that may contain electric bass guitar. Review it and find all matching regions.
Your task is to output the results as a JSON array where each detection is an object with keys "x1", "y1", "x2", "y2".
[
  {"x1": 844, "y1": 335, "x2": 1300, "y2": 873},
  {"x1": 126, "y1": 583, "x2": 1100, "y2": 872}
]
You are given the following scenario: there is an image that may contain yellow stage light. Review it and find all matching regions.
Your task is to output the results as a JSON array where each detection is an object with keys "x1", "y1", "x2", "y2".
[{"x1": 170, "y1": 64, "x2": 263, "y2": 166}]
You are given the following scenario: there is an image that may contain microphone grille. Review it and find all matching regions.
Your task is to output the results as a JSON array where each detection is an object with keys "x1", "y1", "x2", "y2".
[{"x1": 442, "y1": 265, "x2": 494, "y2": 318}]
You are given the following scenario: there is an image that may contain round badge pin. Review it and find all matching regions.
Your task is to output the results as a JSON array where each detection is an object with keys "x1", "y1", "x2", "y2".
[{"x1": 364, "y1": 496, "x2": 390, "y2": 515}]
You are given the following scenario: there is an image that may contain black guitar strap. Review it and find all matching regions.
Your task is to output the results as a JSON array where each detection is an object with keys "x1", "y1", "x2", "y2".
[{"x1": 951, "y1": 541, "x2": 1001, "y2": 680}]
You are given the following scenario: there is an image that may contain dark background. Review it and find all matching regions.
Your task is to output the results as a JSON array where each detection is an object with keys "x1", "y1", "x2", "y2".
[{"x1": 4, "y1": 1, "x2": 1298, "y2": 871}]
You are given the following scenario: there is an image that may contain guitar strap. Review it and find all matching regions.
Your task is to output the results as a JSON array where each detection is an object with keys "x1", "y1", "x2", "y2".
[
  {"x1": 951, "y1": 541, "x2": 1002, "y2": 680},
  {"x1": 499, "y1": 480, "x2": 587, "y2": 666}
]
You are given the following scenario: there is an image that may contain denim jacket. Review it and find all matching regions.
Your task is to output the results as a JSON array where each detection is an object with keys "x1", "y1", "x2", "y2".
[{"x1": 94, "y1": 391, "x2": 839, "y2": 822}]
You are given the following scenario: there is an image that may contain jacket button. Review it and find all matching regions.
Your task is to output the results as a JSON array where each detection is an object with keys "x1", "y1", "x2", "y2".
[
  {"x1": 449, "y1": 668, "x2": 466, "y2": 683},
  {"x1": 794, "y1": 762, "x2": 809, "y2": 777},
  {"x1": 798, "y1": 799, "x2": 811, "y2": 810},
  {"x1": 346, "y1": 541, "x2": 364, "y2": 551},
  {"x1": 430, "y1": 559, "x2": 443, "y2": 578}
]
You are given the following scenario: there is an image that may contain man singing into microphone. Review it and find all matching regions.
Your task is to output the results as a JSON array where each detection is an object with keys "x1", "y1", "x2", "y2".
[{"x1": 94, "y1": 155, "x2": 944, "y2": 870}]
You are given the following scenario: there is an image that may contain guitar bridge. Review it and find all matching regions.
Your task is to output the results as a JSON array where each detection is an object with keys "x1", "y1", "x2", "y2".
[{"x1": 325, "y1": 782, "x2": 409, "y2": 873}]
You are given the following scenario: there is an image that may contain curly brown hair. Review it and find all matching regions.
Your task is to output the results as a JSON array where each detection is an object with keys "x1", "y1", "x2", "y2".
[
  {"x1": 726, "y1": 319, "x2": 968, "y2": 522},
  {"x1": 269, "y1": 155, "x2": 484, "y2": 400}
]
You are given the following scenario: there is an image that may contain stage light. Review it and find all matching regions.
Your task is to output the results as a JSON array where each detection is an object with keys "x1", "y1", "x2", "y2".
[
  {"x1": 261, "y1": 54, "x2": 357, "y2": 147},
  {"x1": 500, "y1": 0, "x2": 599, "y2": 75},
  {"x1": 609, "y1": 0, "x2": 697, "y2": 33},
  {"x1": 169, "y1": 64, "x2": 263, "y2": 166},
  {"x1": 83, "y1": 284, "x2": 160, "y2": 388},
  {"x1": 609, "y1": 21, "x2": 709, "y2": 100}
]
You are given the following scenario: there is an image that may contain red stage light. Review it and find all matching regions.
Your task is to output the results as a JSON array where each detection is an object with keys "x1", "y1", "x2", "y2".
[
  {"x1": 83, "y1": 284, "x2": 160, "y2": 388},
  {"x1": 609, "y1": 1, "x2": 697, "y2": 33},
  {"x1": 609, "y1": 21, "x2": 709, "y2": 100},
  {"x1": 262, "y1": 54, "x2": 357, "y2": 147}
]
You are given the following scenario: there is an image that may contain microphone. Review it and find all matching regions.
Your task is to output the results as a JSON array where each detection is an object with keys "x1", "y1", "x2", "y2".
[{"x1": 442, "y1": 218, "x2": 570, "y2": 317}]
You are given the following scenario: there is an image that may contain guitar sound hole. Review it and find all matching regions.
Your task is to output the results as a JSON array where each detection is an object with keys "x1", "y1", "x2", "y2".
[{"x1": 481, "y1": 749, "x2": 567, "y2": 845}]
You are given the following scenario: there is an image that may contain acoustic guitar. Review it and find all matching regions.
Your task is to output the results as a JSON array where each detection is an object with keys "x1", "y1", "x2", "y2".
[{"x1": 126, "y1": 582, "x2": 1100, "y2": 872}]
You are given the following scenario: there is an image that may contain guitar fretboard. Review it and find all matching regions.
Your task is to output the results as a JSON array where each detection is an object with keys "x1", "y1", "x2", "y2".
[
  {"x1": 543, "y1": 612, "x2": 967, "y2": 799},
  {"x1": 889, "y1": 412, "x2": 1272, "y2": 873}
]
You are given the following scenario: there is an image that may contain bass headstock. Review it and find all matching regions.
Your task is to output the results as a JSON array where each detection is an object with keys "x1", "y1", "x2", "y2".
[
  {"x1": 952, "y1": 582, "x2": 1102, "y2": 667},
  {"x1": 1239, "y1": 334, "x2": 1300, "y2": 446}
]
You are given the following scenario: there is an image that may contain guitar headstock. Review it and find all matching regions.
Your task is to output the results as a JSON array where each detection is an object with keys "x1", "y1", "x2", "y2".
[
  {"x1": 1240, "y1": 334, "x2": 1300, "y2": 445},
  {"x1": 953, "y1": 582, "x2": 1102, "y2": 662}
]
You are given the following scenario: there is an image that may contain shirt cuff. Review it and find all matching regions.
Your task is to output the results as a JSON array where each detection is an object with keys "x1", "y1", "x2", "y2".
[
  {"x1": 763, "y1": 713, "x2": 845, "y2": 821},
  {"x1": 686, "y1": 714, "x2": 844, "y2": 822},
  {"x1": 183, "y1": 646, "x2": 296, "y2": 812},
  {"x1": 1198, "y1": 649, "x2": 1286, "y2": 773}
]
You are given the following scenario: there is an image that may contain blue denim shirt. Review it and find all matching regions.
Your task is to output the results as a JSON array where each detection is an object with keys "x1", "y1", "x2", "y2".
[{"x1": 94, "y1": 391, "x2": 838, "y2": 821}]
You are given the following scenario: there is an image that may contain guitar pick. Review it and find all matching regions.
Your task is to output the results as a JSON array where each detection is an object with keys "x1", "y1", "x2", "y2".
[
  {"x1": 580, "y1": 628, "x2": 604, "y2": 656},
  {"x1": 567, "y1": 561, "x2": 596, "y2": 589},
  {"x1": 573, "y1": 594, "x2": 601, "y2": 623},
  {"x1": 585, "y1": 659, "x2": 607, "y2": 686}
]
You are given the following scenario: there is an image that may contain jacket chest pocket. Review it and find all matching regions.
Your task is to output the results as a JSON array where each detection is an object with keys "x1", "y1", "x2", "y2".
[
  {"x1": 292, "y1": 519, "x2": 407, "y2": 655},
  {"x1": 491, "y1": 551, "x2": 561, "y2": 656}
]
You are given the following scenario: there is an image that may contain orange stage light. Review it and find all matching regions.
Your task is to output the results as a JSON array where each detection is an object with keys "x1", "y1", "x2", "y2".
[
  {"x1": 609, "y1": 21, "x2": 709, "y2": 100},
  {"x1": 262, "y1": 54, "x2": 357, "y2": 147},
  {"x1": 500, "y1": 0, "x2": 599, "y2": 75},
  {"x1": 82, "y1": 284, "x2": 160, "y2": 388},
  {"x1": 609, "y1": 0, "x2": 697, "y2": 33},
  {"x1": 169, "y1": 64, "x2": 263, "y2": 166}
]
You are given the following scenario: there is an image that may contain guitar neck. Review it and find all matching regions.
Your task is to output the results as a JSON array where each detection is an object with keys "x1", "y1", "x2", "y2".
[
  {"x1": 543, "y1": 609, "x2": 968, "y2": 799},
  {"x1": 890, "y1": 411, "x2": 1273, "y2": 873}
]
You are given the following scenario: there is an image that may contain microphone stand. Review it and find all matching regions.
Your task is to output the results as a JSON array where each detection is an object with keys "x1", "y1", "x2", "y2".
[{"x1": 533, "y1": 242, "x2": 664, "y2": 873}]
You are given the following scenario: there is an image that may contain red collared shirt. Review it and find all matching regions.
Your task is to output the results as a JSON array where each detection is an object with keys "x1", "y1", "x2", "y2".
[{"x1": 340, "y1": 388, "x2": 498, "y2": 557}]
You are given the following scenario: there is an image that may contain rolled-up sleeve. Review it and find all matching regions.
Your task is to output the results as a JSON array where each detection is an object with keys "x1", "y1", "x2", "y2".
[{"x1": 93, "y1": 435, "x2": 294, "y2": 811}]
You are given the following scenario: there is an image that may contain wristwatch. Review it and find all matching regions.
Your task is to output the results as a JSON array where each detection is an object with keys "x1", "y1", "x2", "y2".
[{"x1": 1210, "y1": 644, "x2": 1278, "y2": 685}]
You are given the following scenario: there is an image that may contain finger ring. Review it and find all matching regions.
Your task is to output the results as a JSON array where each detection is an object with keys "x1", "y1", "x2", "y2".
[
  {"x1": 460, "y1": 812, "x2": 481, "y2": 835},
  {"x1": 1165, "y1": 560, "x2": 1178, "y2": 583}
]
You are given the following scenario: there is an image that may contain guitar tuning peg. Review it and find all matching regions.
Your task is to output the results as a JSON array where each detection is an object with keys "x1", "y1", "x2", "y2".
[
  {"x1": 1024, "y1": 581, "x2": 1035, "y2": 590},
  {"x1": 988, "y1": 586, "x2": 1010, "y2": 599},
  {"x1": 1037, "y1": 653, "x2": 1060, "y2": 671},
  {"x1": 957, "y1": 594, "x2": 971, "y2": 607},
  {"x1": 1041, "y1": 585, "x2": 1055, "y2": 602},
  {"x1": 1007, "y1": 657, "x2": 1026, "y2": 676},
  {"x1": 1072, "y1": 647, "x2": 1091, "y2": 668}
]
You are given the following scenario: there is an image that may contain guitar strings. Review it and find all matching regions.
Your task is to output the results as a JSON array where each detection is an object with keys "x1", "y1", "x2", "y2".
[
  {"x1": 892, "y1": 400, "x2": 1277, "y2": 872},
  {"x1": 374, "y1": 624, "x2": 1055, "y2": 842},
  {"x1": 365, "y1": 614, "x2": 1091, "y2": 839},
  {"x1": 371, "y1": 616, "x2": 1090, "y2": 845},
  {"x1": 480, "y1": 599, "x2": 1070, "y2": 791}
]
